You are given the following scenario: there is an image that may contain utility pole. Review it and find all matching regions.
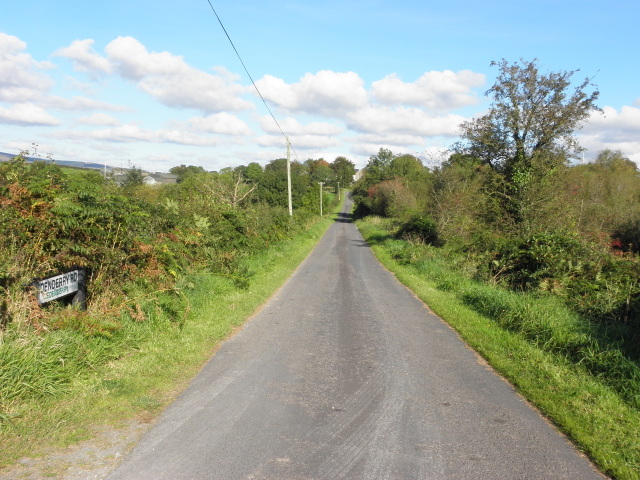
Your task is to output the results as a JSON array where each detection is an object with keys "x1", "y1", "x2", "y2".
[
  {"x1": 337, "y1": 181, "x2": 340, "y2": 201},
  {"x1": 286, "y1": 137, "x2": 292, "y2": 216},
  {"x1": 318, "y1": 182, "x2": 323, "y2": 216}
]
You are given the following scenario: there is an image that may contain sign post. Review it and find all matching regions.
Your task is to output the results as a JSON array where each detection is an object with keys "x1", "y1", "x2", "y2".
[{"x1": 32, "y1": 268, "x2": 87, "y2": 310}]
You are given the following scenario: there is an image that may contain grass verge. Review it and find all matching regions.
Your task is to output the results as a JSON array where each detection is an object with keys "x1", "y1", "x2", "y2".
[
  {"x1": 356, "y1": 217, "x2": 640, "y2": 480},
  {"x1": 0, "y1": 200, "x2": 344, "y2": 470}
]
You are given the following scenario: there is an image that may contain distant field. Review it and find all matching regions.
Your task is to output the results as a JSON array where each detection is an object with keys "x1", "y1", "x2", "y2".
[{"x1": 0, "y1": 151, "x2": 112, "y2": 172}]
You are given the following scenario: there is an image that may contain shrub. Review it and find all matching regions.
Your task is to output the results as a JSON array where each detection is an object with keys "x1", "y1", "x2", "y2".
[
  {"x1": 613, "y1": 219, "x2": 640, "y2": 254},
  {"x1": 397, "y1": 215, "x2": 440, "y2": 245},
  {"x1": 367, "y1": 180, "x2": 417, "y2": 218},
  {"x1": 476, "y1": 231, "x2": 640, "y2": 328},
  {"x1": 0, "y1": 154, "x2": 334, "y2": 333},
  {"x1": 483, "y1": 232, "x2": 594, "y2": 291}
]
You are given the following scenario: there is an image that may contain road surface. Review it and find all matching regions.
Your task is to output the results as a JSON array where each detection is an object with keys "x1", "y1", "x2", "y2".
[{"x1": 107, "y1": 197, "x2": 603, "y2": 479}]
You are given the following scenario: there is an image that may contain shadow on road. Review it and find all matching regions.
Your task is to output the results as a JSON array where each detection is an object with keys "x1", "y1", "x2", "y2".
[
  {"x1": 333, "y1": 208, "x2": 392, "y2": 246},
  {"x1": 350, "y1": 239, "x2": 369, "y2": 247},
  {"x1": 334, "y1": 211, "x2": 353, "y2": 223},
  {"x1": 351, "y1": 232, "x2": 392, "y2": 247}
]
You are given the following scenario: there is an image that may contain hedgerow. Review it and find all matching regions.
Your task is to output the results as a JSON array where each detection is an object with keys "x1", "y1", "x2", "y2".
[
  {"x1": 0, "y1": 152, "x2": 336, "y2": 335},
  {"x1": 0, "y1": 152, "x2": 343, "y2": 426}
]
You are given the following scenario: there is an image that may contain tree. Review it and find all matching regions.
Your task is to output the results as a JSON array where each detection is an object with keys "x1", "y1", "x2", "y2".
[
  {"x1": 365, "y1": 148, "x2": 395, "y2": 184},
  {"x1": 310, "y1": 165, "x2": 336, "y2": 184},
  {"x1": 367, "y1": 179, "x2": 418, "y2": 218},
  {"x1": 304, "y1": 158, "x2": 329, "y2": 179},
  {"x1": 457, "y1": 59, "x2": 600, "y2": 227},
  {"x1": 351, "y1": 148, "x2": 396, "y2": 217},
  {"x1": 122, "y1": 166, "x2": 145, "y2": 189},
  {"x1": 258, "y1": 159, "x2": 307, "y2": 208},
  {"x1": 243, "y1": 162, "x2": 263, "y2": 184},
  {"x1": 594, "y1": 149, "x2": 636, "y2": 170},
  {"x1": 390, "y1": 154, "x2": 425, "y2": 179},
  {"x1": 330, "y1": 156, "x2": 356, "y2": 189},
  {"x1": 459, "y1": 59, "x2": 600, "y2": 178},
  {"x1": 169, "y1": 164, "x2": 206, "y2": 183},
  {"x1": 429, "y1": 154, "x2": 504, "y2": 244},
  {"x1": 566, "y1": 149, "x2": 640, "y2": 237}
]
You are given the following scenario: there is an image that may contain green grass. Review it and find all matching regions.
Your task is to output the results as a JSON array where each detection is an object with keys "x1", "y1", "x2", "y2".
[
  {"x1": 356, "y1": 217, "x2": 640, "y2": 480},
  {"x1": 59, "y1": 165, "x2": 98, "y2": 176},
  {"x1": 0, "y1": 200, "x2": 343, "y2": 469}
]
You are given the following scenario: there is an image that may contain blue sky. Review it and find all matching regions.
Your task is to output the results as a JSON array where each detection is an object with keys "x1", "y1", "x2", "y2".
[{"x1": 1, "y1": 0, "x2": 639, "y2": 172}]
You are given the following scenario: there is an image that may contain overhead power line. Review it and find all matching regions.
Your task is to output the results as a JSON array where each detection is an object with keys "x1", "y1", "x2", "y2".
[{"x1": 205, "y1": 0, "x2": 299, "y2": 161}]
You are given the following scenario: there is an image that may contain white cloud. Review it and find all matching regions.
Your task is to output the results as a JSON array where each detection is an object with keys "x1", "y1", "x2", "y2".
[
  {"x1": 346, "y1": 106, "x2": 465, "y2": 136},
  {"x1": 255, "y1": 71, "x2": 369, "y2": 116},
  {"x1": 350, "y1": 142, "x2": 401, "y2": 157},
  {"x1": 259, "y1": 116, "x2": 343, "y2": 136},
  {"x1": 582, "y1": 105, "x2": 640, "y2": 141},
  {"x1": 78, "y1": 113, "x2": 120, "y2": 126},
  {"x1": 253, "y1": 70, "x2": 476, "y2": 151},
  {"x1": 0, "y1": 33, "x2": 53, "y2": 103},
  {"x1": 46, "y1": 95, "x2": 129, "y2": 112},
  {"x1": 105, "y1": 36, "x2": 184, "y2": 80},
  {"x1": 65, "y1": 76, "x2": 98, "y2": 95},
  {"x1": 290, "y1": 134, "x2": 341, "y2": 149},
  {"x1": 53, "y1": 39, "x2": 112, "y2": 76},
  {"x1": 158, "y1": 129, "x2": 221, "y2": 147},
  {"x1": 250, "y1": 69, "x2": 479, "y2": 158},
  {"x1": 421, "y1": 147, "x2": 451, "y2": 168},
  {"x1": 257, "y1": 133, "x2": 340, "y2": 150},
  {"x1": 257, "y1": 116, "x2": 343, "y2": 151},
  {"x1": 0, "y1": 33, "x2": 26, "y2": 55},
  {"x1": 371, "y1": 70, "x2": 485, "y2": 110},
  {"x1": 57, "y1": 124, "x2": 222, "y2": 147},
  {"x1": 104, "y1": 36, "x2": 252, "y2": 113},
  {"x1": 0, "y1": 103, "x2": 60, "y2": 126},
  {"x1": 189, "y1": 112, "x2": 252, "y2": 136},
  {"x1": 580, "y1": 134, "x2": 640, "y2": 165},
  {"x1": 354, "y1": 133, "x2": 427, "y2": 147},
  {"x1": 579, "y1": 105, "x2": 640, "y2": 164}
]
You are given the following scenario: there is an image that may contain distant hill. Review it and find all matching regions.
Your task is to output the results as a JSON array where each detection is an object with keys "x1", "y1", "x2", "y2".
[{"x1": 0, "y1": 151, "x2": 112, "y2": 171}]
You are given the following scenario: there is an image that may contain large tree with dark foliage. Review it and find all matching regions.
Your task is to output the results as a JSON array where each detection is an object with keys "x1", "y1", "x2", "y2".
[
  {"x1": 457, "y1": 59, "x2": 600, "y2": 226},
  {"x1": 459, "y1": 58, "x2": 600, "y2": 178}
]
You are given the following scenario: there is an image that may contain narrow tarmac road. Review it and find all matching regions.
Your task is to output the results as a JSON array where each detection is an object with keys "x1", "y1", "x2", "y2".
[{"x1": 107, "y1": 198, "x2": 604, "y2": 480}]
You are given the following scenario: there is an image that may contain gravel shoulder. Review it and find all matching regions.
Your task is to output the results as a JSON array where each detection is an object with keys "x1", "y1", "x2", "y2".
[{"x1": 0, "y1": 420, "x2": 149, "y2": 480}]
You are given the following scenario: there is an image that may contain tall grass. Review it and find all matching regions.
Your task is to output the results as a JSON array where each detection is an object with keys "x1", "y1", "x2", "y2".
[
  {"x1": 459, "y1": 286, "x2": 640, "y2": 409},
  {"x1": 357, "y1": 216, "x2": 640, "y2": 480},
  {"x1": 381, "y1": 223, "x2": 640, "y2": 410},
  {"x1": 0, "y1": 196, "x2": 342, "y2": 471}
]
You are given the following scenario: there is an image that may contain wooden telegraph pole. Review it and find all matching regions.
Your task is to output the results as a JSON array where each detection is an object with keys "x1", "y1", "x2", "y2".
[{"x1": 287, "y1": 137, "x2": 292, "y2": 216}]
